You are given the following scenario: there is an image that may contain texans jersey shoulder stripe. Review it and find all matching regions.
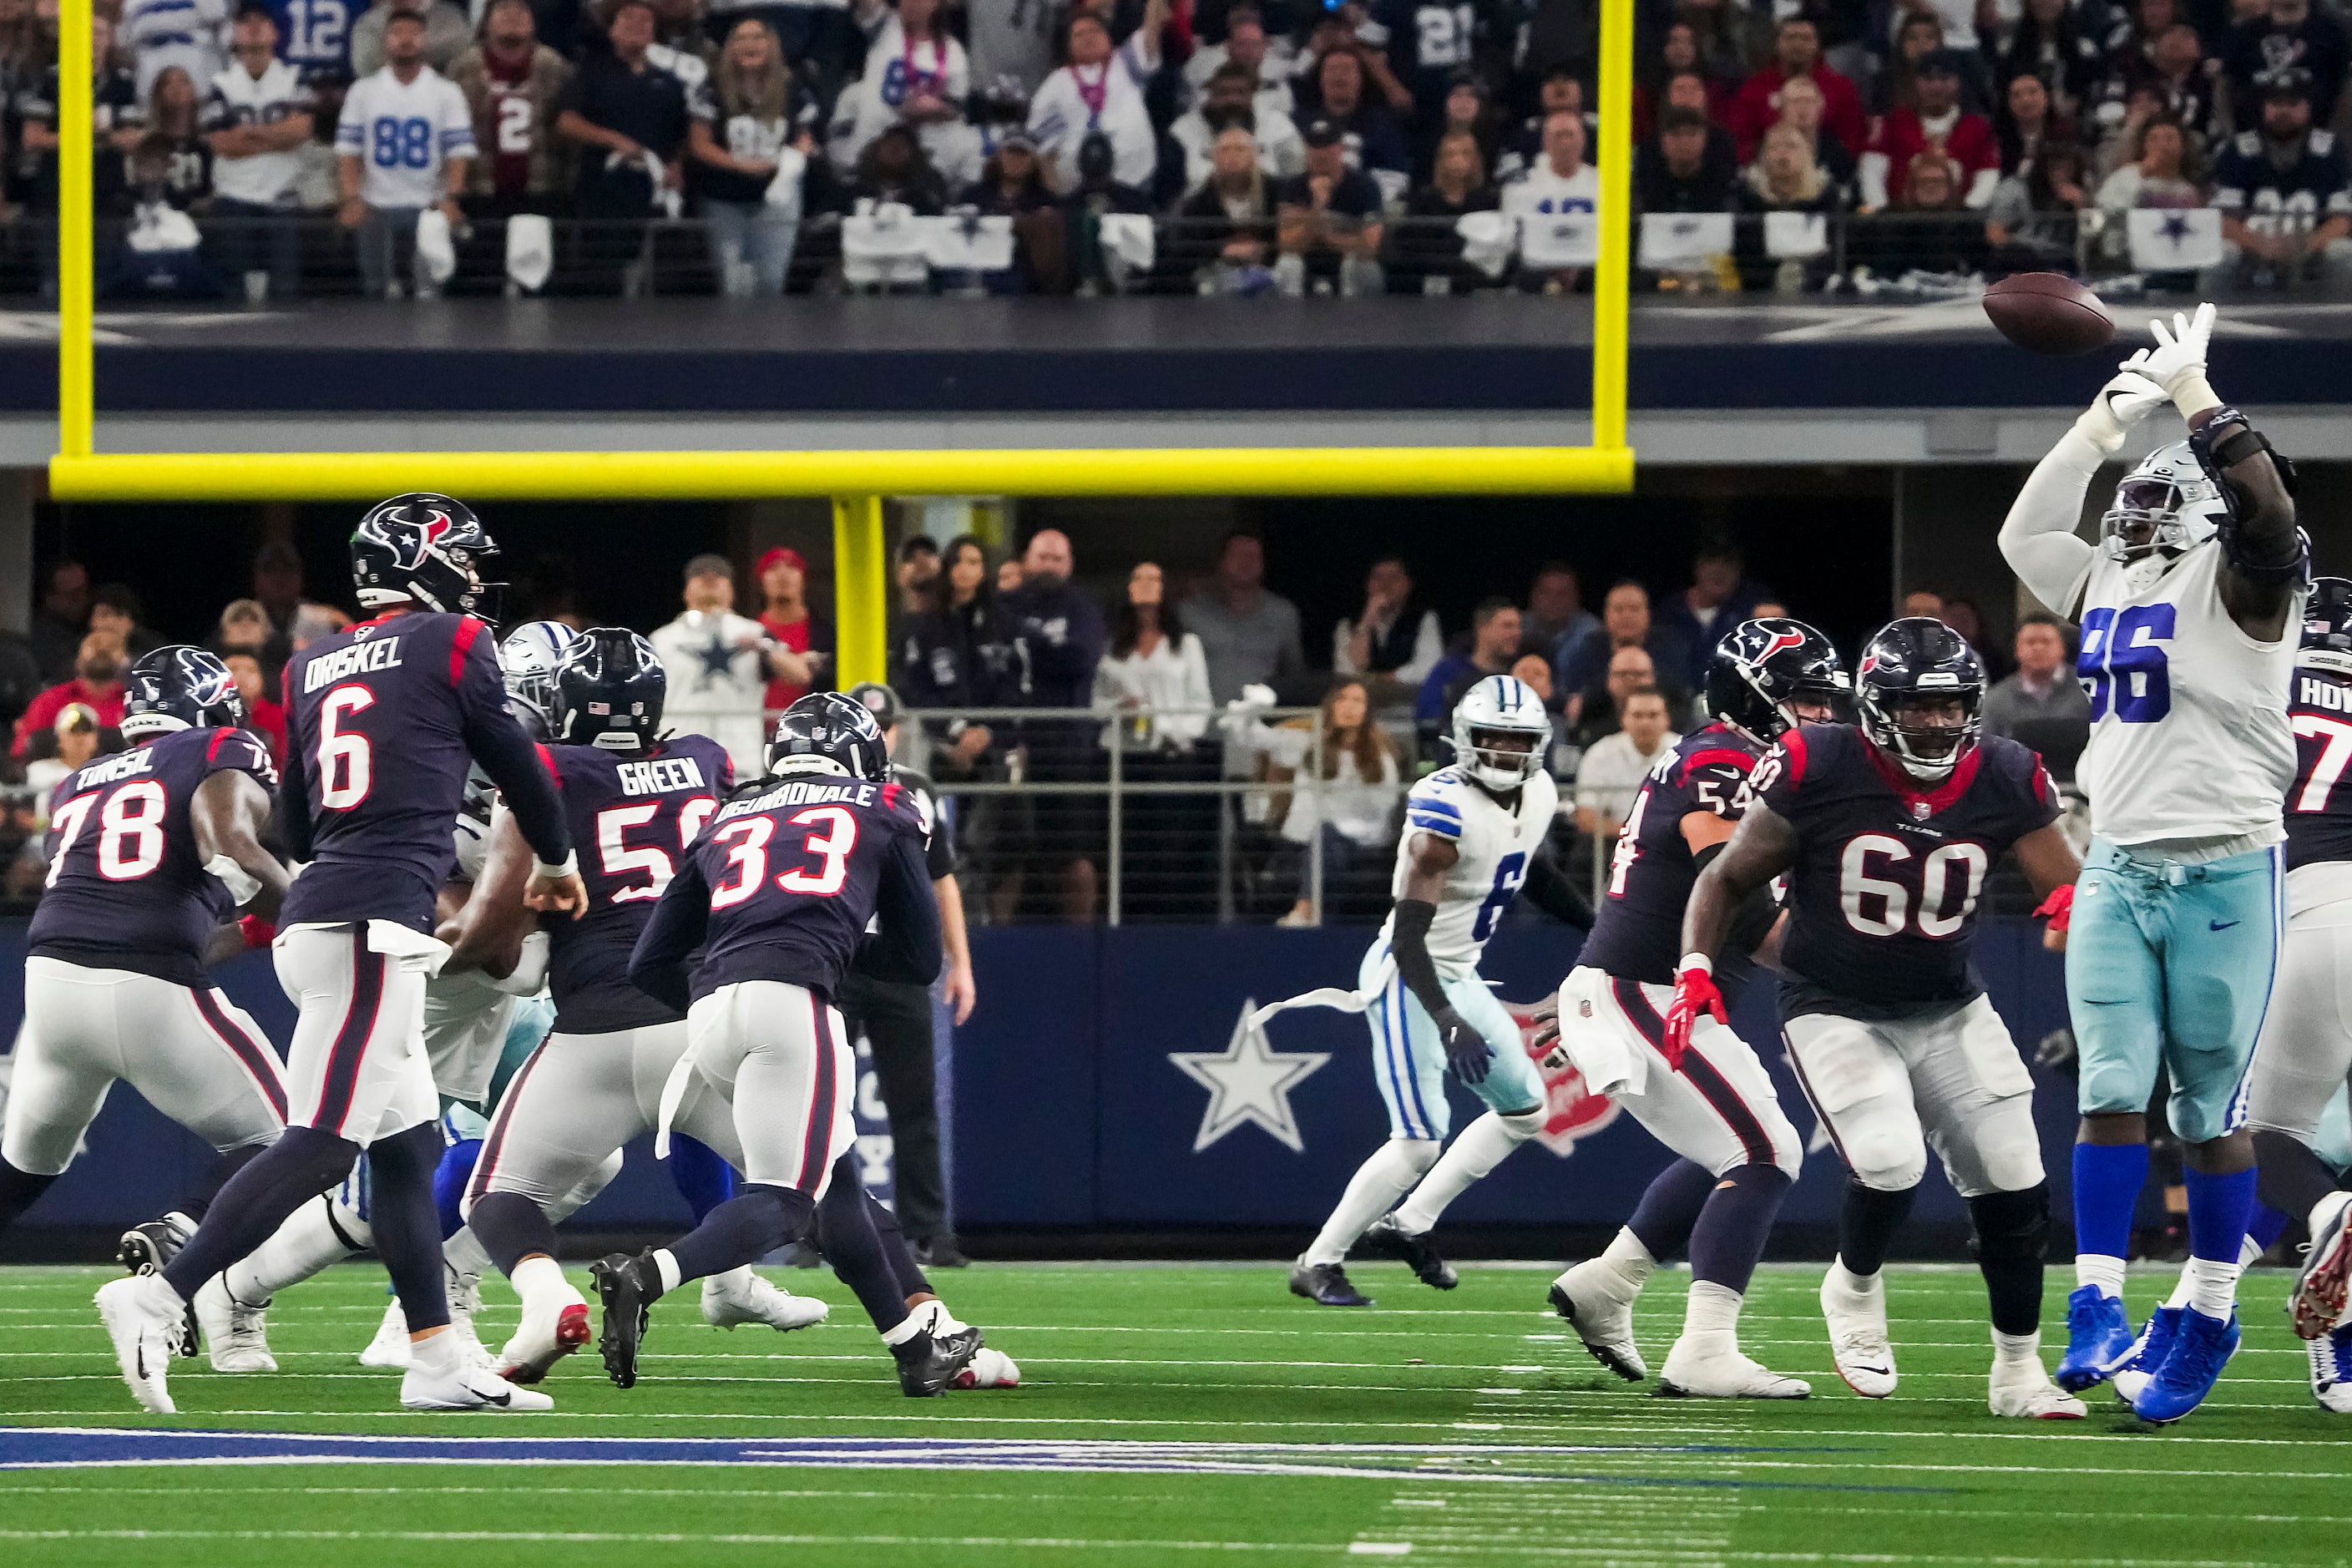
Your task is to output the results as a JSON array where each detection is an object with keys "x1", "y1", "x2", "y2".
[{"x1": 1578, "y1": 723, "x2": 1760, "y2": 989}]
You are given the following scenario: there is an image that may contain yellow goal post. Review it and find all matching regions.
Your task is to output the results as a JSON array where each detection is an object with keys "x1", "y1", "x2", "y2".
[{"x1": 44, "y1": 0, "x2": 1636, "y2": 685}]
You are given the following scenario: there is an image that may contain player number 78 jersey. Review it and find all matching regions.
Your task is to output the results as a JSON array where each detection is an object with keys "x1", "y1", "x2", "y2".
[{"x1": 1375, "y1": 766, "x2": 1559, "y2": 975}]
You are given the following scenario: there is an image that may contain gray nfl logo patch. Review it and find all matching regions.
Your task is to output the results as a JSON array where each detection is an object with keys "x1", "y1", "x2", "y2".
[{"x1": 1910, "y1": 801, "x2": 1932, "y2": 821}]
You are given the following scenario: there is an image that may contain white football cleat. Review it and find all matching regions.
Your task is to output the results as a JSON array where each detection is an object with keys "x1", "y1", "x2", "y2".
[
  {"x1": 195, "y1": 1276, "x2": 276, "y2": 1373},
  {"x1": 1820, "y1": 1262, "x2": 1898, "y2": 1399},
  {"x1": 1548, "y1": 1259, "x2": 1647, "y2": 1380},
  {"x1": 94, "y1": 1274, "x2": 181, "y2": 1414},
  {"x1": 702, "y1": 1266, "x2": 830, "y2": 1332},
  {"x1": 498, "y1": 1292, "x2": 593, "y2": 1385},
  {"x1": 357, "y1": 1299, "x2": 411, "y2": 1368},
  {"x1": 953, "y1": 1347, "x2": 1021, "y2": 1389},
  {"x1": 400, "y1": 1358, "x2": 554, "y2": 1412},
  {"x1": 1989, "y1": 1362, "x2": 2086, "y2": 1419},
  {"x1": 2309, "y1": 1323, "x2": 2352, "y2": 1413},
  {"x1": 1657, "y1": 1336, "x2": 1809, "y2": 1399},
  {"x1": 446, "y1": 1269, "x2": 494, "y2": 1370}
]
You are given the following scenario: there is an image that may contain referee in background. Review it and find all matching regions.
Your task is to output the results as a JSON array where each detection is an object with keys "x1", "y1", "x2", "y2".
[{"x1": 842, "y1": 683, "x2": 979, "y2": 1267}]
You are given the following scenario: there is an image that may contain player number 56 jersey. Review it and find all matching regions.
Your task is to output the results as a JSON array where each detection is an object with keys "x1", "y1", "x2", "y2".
[{"x1": 1376, "y1": 766, "x2": 1558, "y2": 976}]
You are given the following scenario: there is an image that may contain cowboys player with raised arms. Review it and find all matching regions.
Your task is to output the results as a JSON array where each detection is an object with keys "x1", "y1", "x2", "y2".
[
  {"x1": 96, "y1": 493, "x2": 587, "y2": 1416},
  {"x1": 1263, "y1": 675, "x2": 1592, "y2": 1308},
  {"x1": 1679, "y1": 618, "x2": 2087, "y2": 1419},
  {"x1": 2000, "y1": 305, "x2": 2304, "y2": 1422},
  {"x1": 1538, "y1": 620, "x2": 1844, "y2": 1398}
]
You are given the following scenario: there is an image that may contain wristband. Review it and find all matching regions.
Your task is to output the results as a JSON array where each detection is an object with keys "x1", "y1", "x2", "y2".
[
  {"x1": 205, "y1": 853, "x2": 262, "y2": 907},
  {"x1": 1677, "y1": 953, "x2": 1712, "y2": 978},
  {"x1": 240, "y1": 915, "x2": 276, "y2": 950},
  {"x1": 534, "y1": 851, "x2": 579, "y2": 880}
]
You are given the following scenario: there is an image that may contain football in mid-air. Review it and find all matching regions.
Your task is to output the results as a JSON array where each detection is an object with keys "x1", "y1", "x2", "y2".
[{"x1": 1982, "y1": 273, "x2": 2116, "y2": 357}]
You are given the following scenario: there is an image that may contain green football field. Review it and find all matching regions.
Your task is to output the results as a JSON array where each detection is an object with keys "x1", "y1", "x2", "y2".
[{"x1": 0, "y1": 1259, "x2": 2345, "y2": 1566}]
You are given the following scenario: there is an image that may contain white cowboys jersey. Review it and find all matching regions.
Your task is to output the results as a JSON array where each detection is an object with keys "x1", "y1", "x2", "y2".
[
  {"x1": 1376, "y1": 765, "x2": 1558, "y2": 975},
  {"x1": 2075, "y1": 539, "x2": 2299, "y2": 846}
]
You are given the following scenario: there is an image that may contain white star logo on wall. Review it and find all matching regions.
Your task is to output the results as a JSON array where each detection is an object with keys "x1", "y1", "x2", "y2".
[{"x1": 1168, "y1": 1001, "x2": 1330, "y2": 1154}]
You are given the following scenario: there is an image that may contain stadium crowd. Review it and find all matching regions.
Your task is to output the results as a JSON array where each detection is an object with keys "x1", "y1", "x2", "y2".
[
  {"x1": 0, "y1": 0, "x2": 2346, "y2": 296},
  {"x1": 0, "y1": 529, "x2": 2094, "y2": 924}
]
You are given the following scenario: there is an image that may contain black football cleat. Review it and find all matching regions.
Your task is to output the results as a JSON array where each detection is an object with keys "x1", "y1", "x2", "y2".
[
  {"x1": 893, "y1": 1325, "x2": 982, "y2": 1397},
  {"x1": 118, "y1": 1215, "x2": 200, "y2": 1357},
  {"x1": 589, "y1": 1249, "x2": 662, "y2": 1390},
  {"x1": 1289, "y1": 1257, "x2": 1373, "y2": 1307},
  {"x1": 913, "y1": 1236, "x2": 971, "y2": 1269},
  {"x1": 1361, "y1": 1215, "x2": 1459, "y2": 1290}
]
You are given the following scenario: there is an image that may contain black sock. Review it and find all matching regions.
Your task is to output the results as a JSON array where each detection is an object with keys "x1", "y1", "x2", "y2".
[
  {"x1": 1967, "y1": 1183, "x2": 2051, "y2": 1338},
  {"x1": 1688, "y1": 1164, "x2": 1792, "y2": 1295},
  {"x1": 184, "y1": 1143, "x2": 268, "y2": 1222},
  {"x1": 2254, "y1": 1129, "x2": 2343, "y2": 1226},
  {"x1": 1626, "y1": 1158, "x2": 1717, "y2": 1262},
  {"x1": 865, "y1": 1190, "x2": 933, "y2": 1300},
  {"x1": 367, "y1": 1121, "x2": 453, "y2": 1335},
  {"x1": 0, "y1": 1159, "x2": 59, "y2": 1237},
  {"x1": 1837, "y1": 1180, "x2": 1918, "y2": 1277},
  {"x1": 666, "y1": 1184, "x2": 814, "y2": 1288},
  {"x1": 164, "y1": 1125, "x2": 358, "y2": 1299},
  {"x1": 468, "y1": 1190, "x2": 560, "y2": 1278},
  {"x1": 816, "y1": 1157, "x2": 911, "y2": 1333}
]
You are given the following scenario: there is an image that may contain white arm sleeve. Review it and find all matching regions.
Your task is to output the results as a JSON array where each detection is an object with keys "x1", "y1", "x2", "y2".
[{"x1": 1998, "y1": 427, "x2": 2104, "y2": 617}]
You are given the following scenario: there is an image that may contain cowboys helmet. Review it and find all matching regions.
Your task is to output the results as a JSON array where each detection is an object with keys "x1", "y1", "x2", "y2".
[
  {"x1": 2101, "y1": 441, "x2": 2229, "y2": 567},
  {"x1": 2302, "y1": 576, "x2": 2352, "y2": 680},
  {"x1": 351, "y1": 493, "x2": 499, "y2": 616},
  {"x1": 1705, "y1": 618, "x2": 1849, "y2": 746},
  {"x1": 119, "y1": 645, "x2": 245, "y2": 741},
  {"x1": 765, "y1": 690, "x2": 889, "y2": 781},
  {"x1": 499, "y1": 620, "x2": 585, "y2": 738},
  {"x1": 1855, "y1": 617, "x2": 1985, "y2": 783},
  {"x1": 1450, "y1": 675, "x2": 1551, "y2": 793},
  {"x1": 553, "y1": 627, "x2": 668, "y2": 751}
]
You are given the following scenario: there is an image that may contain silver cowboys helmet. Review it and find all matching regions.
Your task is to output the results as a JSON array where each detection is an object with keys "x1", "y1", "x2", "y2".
[
  {"x1": 2101, "y1": 440, "x2": 2229, "y2": 566},
  {"x1": 498, "y1": 620, "x2": 585, "y2": 739},
  {"x1": 1450, "y1": 675, "x2": 1550, "y2": 792}
]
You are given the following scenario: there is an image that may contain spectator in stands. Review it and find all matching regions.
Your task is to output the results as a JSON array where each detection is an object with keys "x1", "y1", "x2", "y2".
[
  {"x1": 88, "y1": 584, "x2": 160, "y2": 661},
  {"x1": 2098, "y1": 0, "x2": 2181, "y2": 75},
  {"x1": 755, "y1": 545, "x2": 832, "y2": 715},
  {"x1": 336, "y1": 8, "x2": 474, "y2": 299},
  {"x1": 1062, "y1": 129, "x2": 1157, "y2": 291},
  {"x1": 14, "y1": 632, "x2": 127, "y2": 758},
  {"x1": 222, "y1": 649, "x2": 286, "y2": 758},
  {"x1": 1391, "y1": 130, "x2": 1499, "y2": 293},
  {"x1": 966, "y1": 129, "x2": 1058, "y2": 213},
  {"x1": 834, "y1": 0, "x2": 980, "y2": 190},
  {"x1": 685, "y1": 18, "x2": 807, "y2": 296},
  {"x1": 896, "y1": 534, "x2": 1019, "y2": 771},
  {"x1": 1940, "y1": 594, "x2": 2007, "y2": 680},
  {"x1": 118, "y1": 0, "x2": 230, "y2": 101},
  {"x1": 648, "y1": 0, "x2": 718, "y2": 84},
  {"x1": 1870, "y1": 11, "x2": 1950, "y2": 119},
  {"x1": 1418, "y1": 597, "x2": 1523, "y2": 737},
  {"x1": 1727, "y1": 16, "x2": 1864, "y2": 161},
  {"x1": 2096, "y1": 25, "x2": 2218, "y2": 174},
  {"x1": 650, "y1": 553, "x2": 787, "y2": 777},
  {"x1": 1735, "y1": 123, "x2": 1844, "y2": 288},
  {"x1": 1499, "y1": 63, "x2": 1590, "y2": 182},
  {"x1": 1573, "y1": 685, "x2": 1679, "y2": 840},
  {"x1": 18, "y1": 12, "x2": 147, "y2": 215},
  {"x1": 1003, "y1": 528, "x2": 1109, "y2": 922},
  {"x1": 1556, "y1": 579, "x2": 1693, "y2": 701},
  {"x1": 895, "y1": 535, "x2": 939, "y2": 620},
  {"x1": 1029, "y1": 2, "x2": 1163, "y2": 197},
  {"x1": 30, "y1": 561, "x2": 90, "y2": 682},
  {"x1": 1903, "y1": 586, "x2": 1945, "y2": 617},
  {"x1": 1226, "y1": 678, "x2": 1401, "y2": 926},
  {"x1": 1309, "y1": 47, "x2": 1412, "y2": 197},
  {"x1": 2095, "y1": 111, "x2": 2204, "y2": 247},
  {"x1": 1414, "y1": 68, "x2": 1496, "y2": 184},
  {"x1": 1678, "y1": 0, "x2": 1763, "y2": 89},
  {"x1": 2211, "y1": 73, "x2": 2352, "y2": 286},
  {"x1": 1096, "y1": 561, "x2": 1212, "y2": 751},
  {"x1": 248, "y1": 540, "x2": 311, "y2": 662},
  {"x1": 2223, "y1": 0, "x2": 2347, "y2": 130},
  {"x1": 1176, "y1": 126, "x2": 1281, "y2": 290},
  {"x1": 1997, "y1": 0, "x2": 2103, "y2": 123},
  {"x1": 1659, "y1": 539, "x2": 1761, "y2": 684},
  {"x1": 1522, "y1": 560, "x2": 1599, "y2": 661},
  {"x1": 1863, "y1": 152, "x2": 1989, "y2": 272},
  {"x1": 1863, "y1": 51, "x2": 1999, "y2": 210},
  {"x1": 450, "y1": 0, "x2": 574, "y2": 221},
  {"x1": 1275, "y1": 114, "x2": 1385, "y2": 296},
  {"x1": 203, "y1": 6, "x2": 311, "y2": 301},
  {"x1": 1636, "y1": 102, "x2": 1737, "y2": 213},
  {"x1": 1175, "y1": 60, "x2": 1303, "y2": 189},
  {"x1": 1507, "y1": 651, "x2": 1576, "y2": 776},
  {"x1": 1333, "y1": 555, "x2": 1442, "y2": 700},
  {"x1": 1982, "y1": 612, "x2": 2090, "y2": 760},
  {"x1": 23, "y1": 701, "x2": 104, "y2": 802},
  {"x1": 1768, "y1": 72, "x2": 1857, "y2": 195},
  {"x1": 1503, "y1": 108, "x2": 1600, "y2": 291},
  {"x1": 1571, "y1": 644, "x2": 1681, "y2": 746},
  {"x1": 1186, "y1": 7, "x2": 1296, "y2": 117},
  {"x1": 996, "y1": 555, "x2": 1024, "y2": 595},
  {"x1": 1995, "y1": 68, "x2": 2058, "y2": 175},
  {"x1": 1176, "y1": 534, "x2": 1308, "y2": 706},
  {"x1": 849, "y1": 122, "x2": 949, "y2": 212},
  {"x1": 559, "y1": 0, "x2": 690, "y2": 220},
  {"x1": 352, "y1": 0, "x2": 468, "y2": 78},
  {"x1": 142, "y1": 66, "x2": 215, "y2": 206},
  {"x1": 1987, "y1": 139, "x2": 2091, "y2": 266}
]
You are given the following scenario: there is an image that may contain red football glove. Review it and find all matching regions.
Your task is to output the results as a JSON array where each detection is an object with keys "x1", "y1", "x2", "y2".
[
  {"x1": 2034, "y1": 883, "x2": 2075, "y2": 935},
  {"x1": 1661, "y1": 959, "x2": 1728, "y2": 1072},
  {"x1": 240, "y1": 915, "x2": 276, "y2": 951}
]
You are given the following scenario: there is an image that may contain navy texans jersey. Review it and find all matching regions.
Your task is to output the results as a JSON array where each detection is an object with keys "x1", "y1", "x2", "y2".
[
  {"x1": 1748, "y1": 723, "x2": 2058, "y2": 1017},
  {"x1": 2287, "y1": 664, "x2": 2352, "y2": 871},
  {"x1": 30, "y1": 726, "x2": 277, "y2": 986},
  {"x1": 280, "y1": 610, "x2": 566, "y2": 933},
  {"x1": 630, "y1": 772, "x2": 940, "y2": 1009},
  {"x1": 1578, "y1": 723, "x2": 1761, "y2": 994},
  {"x1": 545, "y1": 734, "x2": 735, "y2": 1034}
]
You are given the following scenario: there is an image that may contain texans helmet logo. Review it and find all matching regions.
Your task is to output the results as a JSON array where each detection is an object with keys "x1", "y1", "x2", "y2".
[
  {"x1": 1858, "y1": 653, "x2": 1880, "y2": 676},
  {"x1": 1751, "y1": 629, "x2": 1806, "y2": 665},
  {"x1": 362, "y1": 507, "x2": 458, "y2": 571}
]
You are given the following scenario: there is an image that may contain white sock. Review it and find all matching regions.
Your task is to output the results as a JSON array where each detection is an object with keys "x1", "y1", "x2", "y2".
[
  {"x1": 1681, "y1": 1279, "x2": 1742, "y2": 1349},
  {"x1": 919, "y1": 1298, "x2": 970, "y2": 1335},
  {"x1": 652, "y1": 1248, "x2": 684, "y2": 1295},
  {"x1": 1596, "y1": 1228, "x2": 1657, "y2": 1294},
  {"x1": 1304, "y1": 1140, "x2": 1440, "y2": 1266},
  {"x1": 1389, "y1": 1111, "x2": 1543, "y2": 1235},
  {"x1": 1826, "y1": 1257, "x2": 1881, "y2": 1298},
  {"x1": 1991, "y1": 1328, "x2": 2042, "y2": 1373},
  {"x1": 2185, "y1": 1256, "x2": 2242, "y2": 1319},
  {"x1": 226, "y1": 1194, "x2": 361, "y2": 1305},
  {"x1": 2238, "y1": 1231, "x2": 2268, "y2": 1269},
  {"x1": 880, "y1": 1309, "x2": 929, "y2": 1347},
  {"x1": 511, "y1": 1255, "x2": 571, "y2": 1313},
  {"x1": 2162, "y1": 1261, "x2": 2196, "y2": 1311},
  {"x1": 707, "y1": 1264, "x2": 754, "y2": 1294},
  {"x1": 407, "y1": 1326, "x2": 458, "y2": 1370},
  {"x1": 2075, "y1": 1253, "x2": 2127, "y2": 1299},
  {"x1": 443, "y1": 1226, "x2": 492, "y2": 1288}
]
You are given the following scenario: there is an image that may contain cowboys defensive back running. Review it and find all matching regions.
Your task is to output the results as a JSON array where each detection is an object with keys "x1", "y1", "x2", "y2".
[
  {"x1": 1267, "y1": 675, "x2": 1590, "y2": 1307},
  {"x1": 2000, "y1": 304, "x2": 2304, "y2": 1423}
]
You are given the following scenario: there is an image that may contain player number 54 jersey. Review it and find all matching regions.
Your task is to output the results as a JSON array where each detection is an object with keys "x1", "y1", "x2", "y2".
[
  {"x1": 1577, "y1": 724, "x2": 1758, "y2": 988},
  {"x1": 1377, "y1": 766, "x2": 1558, "y2": 975}
]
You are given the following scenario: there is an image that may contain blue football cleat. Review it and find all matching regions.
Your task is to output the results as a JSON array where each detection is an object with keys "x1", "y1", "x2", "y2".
[
  {"x1": 2129, "y1": 1307, "x2": 2240, "y2": 1424},
  {"x1": 2109, "y1": 1305, "x2": 2180, "y2": 1406},
  {"x1": 2056, "y1": 1285, "x2": 2137, "y2": 1392}
]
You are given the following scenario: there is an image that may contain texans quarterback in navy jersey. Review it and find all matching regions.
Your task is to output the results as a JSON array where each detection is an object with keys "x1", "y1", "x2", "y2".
[
  {"x1": 1679, "y1": 618, "x2": 2086, "y2": 1419},
  {"x1": 98, "y1": 493, "x2": 587, "y2": 1419}
]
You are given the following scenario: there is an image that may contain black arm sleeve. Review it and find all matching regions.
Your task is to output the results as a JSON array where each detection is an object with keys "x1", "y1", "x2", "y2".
[
  {"x1": 457, "y1": 633, "x2": 573, "y2": 867},
  {"x1": 855, "y1": 832, "x2": 943, "y2": 986},
  {"x1": 1696, "y1": 840, "x2": 1779, "y2": 959},
  {"x1": 1520, "y1": 851, "x2": 1595, "y2": 932},
  {"x1": 1389, "y1": 898, "x2": 1454, "y2": 1021},
  {"x1": 2193, "y1": 406, "x2": 2303, "y2": 584},
  {"x1": 627, "y1": 856, "x2": 711, "y2": 1013}
]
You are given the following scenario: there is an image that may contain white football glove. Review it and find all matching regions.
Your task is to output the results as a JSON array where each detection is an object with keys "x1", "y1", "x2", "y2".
[
  {"x1": 2120, "y1": 301, "x2": 2219, "y2": 418},
  {"x1": 2073, "y1": 370, "x2": 2170, "y2": 457}
]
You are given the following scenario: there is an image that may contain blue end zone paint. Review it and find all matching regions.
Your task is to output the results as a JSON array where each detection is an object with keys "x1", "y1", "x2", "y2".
[{"x1": 0, "y1": 1429, "x2": 1941, "y2": 1493}]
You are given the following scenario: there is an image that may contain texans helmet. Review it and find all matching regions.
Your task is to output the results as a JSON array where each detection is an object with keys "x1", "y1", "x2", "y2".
[
  {"x1": 119, "y1": 645, "x2": 245, "y2": 741},
  {"x1": 2101, "y1": 441, "x2": 2229, "y2": 566},
  {"x1": 499, "y1": 620, "x2": 585, "y2": 738},
  {"x1": 1705, "y1": 618, "x2": 1849, "y2": 746},
  {"x1": 766, "y1": 690, "x2": 889, "y2": 781},
  {"x1": 1855, "y1": 617, "x2": 1985, "y2": 782},
  {"x1": 2302, "y1": 576, "x2": 2352, "y2": 679},
  {"x1": 553, "y1": 627, "x2": 668, "y2": 751},
  {"x1": 1449, "y1": 675, "x2": 1551, "y2": 792},
  {"x1": 352, "y1": 493, "x2": 499, "y2": 616}
]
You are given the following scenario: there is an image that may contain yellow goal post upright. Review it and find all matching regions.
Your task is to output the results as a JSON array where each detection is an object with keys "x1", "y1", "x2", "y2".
[{"x1": 48, "y1": 0, "x2": 1634, "y2": 685}]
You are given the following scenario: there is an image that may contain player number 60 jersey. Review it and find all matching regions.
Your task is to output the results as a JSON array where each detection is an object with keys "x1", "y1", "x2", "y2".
[{"x1": 1376, "y1": 766, "x2": 1559, "y2": 975}]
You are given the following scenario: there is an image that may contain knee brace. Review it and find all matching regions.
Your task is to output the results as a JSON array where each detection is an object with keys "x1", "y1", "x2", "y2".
[
  {"x1": 1844, "y1": 1119, "x2": 1928, "y2": 1194},
  {"x1": 1965, "y1": 1182, "x2": 2051, "y2": 1267}
]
